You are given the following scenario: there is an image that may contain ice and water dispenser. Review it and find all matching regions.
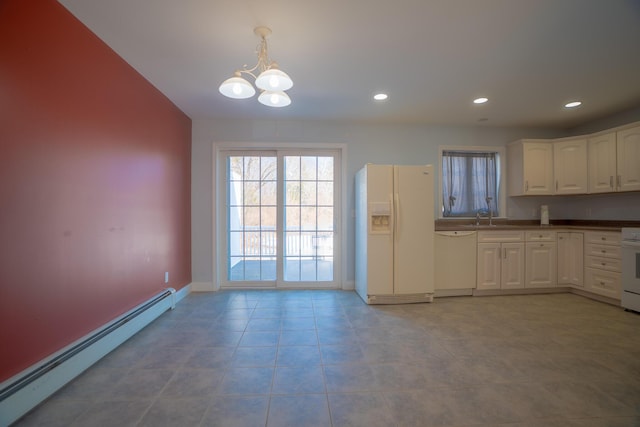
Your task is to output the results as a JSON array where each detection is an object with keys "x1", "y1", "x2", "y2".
[{"x1": 369, "y1": 202, "x2": 391, "y2": 233}]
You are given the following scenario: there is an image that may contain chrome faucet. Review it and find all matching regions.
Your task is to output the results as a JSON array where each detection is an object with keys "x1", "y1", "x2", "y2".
[
  {"x1": 475, "y1": 211, "x2": 481, "y2": 226},
  {"x1": 486, "y1": 197, "x2": 493, "y2": 226}
]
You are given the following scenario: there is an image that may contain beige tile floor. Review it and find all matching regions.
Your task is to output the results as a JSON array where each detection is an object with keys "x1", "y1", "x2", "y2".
[{"x1": 14, "y1": 291, "x2": 640, "y2": 427}]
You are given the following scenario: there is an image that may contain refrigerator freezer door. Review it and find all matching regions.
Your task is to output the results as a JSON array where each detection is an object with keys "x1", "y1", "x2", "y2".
[
  {"x1": 393, "y1": 165, "x2": 434, "y2": 294},
  {"x1": 365, "y1": 164, "x2": 395, "y2": 295}
]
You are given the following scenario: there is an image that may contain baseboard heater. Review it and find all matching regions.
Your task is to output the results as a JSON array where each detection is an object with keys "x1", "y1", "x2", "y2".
[{"x1": 0, "y1": 288, "x2": 176, "y2": 426}]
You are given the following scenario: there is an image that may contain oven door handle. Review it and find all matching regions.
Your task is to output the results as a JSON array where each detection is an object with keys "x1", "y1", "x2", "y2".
[{"x1": 621, "y1": 240, "x2": 640, "y2": 249}]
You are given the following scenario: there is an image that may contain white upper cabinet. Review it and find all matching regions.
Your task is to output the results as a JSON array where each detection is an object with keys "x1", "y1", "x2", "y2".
[
  {"x1": 507, "y1": 140, "x2": 554, "y2": 196},
  {"x1": 553, "y1": 138, "x2": 588, "y2": 194},
  {"x1": 588, "y1": 126, "x2": 640, "y2": 193},
  {"x1": 508, "y1": 121, "x2": 640, "y2": 196},
  {"x1": 617, "y1": 126, "x2": 640, "y2": 192},
  {"x1": 588, "y1": 132, "x2": 617, "y2": 193}
]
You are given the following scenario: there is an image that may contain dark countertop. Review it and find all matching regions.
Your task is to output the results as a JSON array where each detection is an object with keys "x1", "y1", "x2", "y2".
[{"x1": 435, "y1": 219, "x2": 640, "y2": 232}]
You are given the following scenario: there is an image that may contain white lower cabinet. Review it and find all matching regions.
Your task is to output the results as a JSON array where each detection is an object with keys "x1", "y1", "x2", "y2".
[
  {"x1": 477, "y1": 231, "x2": 525, "y2": 290},
  {"x1": 557, "y1": 232, "x2": 584, "y2": 288},
  {"x1": 525, "y1": 242, "x2": 557, "y2": 288},
  {"x1": 525, "y1": 231, "x2": 557, "y2": 288},
  {"x1": 463, "y1": 227, "x2": 625, "y2": 301},
  {"x1": 584, "y1": 231, "x2": 622, "y2": 299}
]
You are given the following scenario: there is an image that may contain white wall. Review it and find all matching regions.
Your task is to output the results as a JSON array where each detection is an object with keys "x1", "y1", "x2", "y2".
[{"x1": 191, "y1": 119, "x2": 564, "y2": 286}]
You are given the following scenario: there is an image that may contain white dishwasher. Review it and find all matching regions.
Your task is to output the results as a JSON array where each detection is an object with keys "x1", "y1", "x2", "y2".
[{"x1": 435, "y1": 231, "x2": 477, "y2": 296}]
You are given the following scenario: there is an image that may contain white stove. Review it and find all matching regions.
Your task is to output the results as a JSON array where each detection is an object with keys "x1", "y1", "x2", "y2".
[{"x1": 621, "y1": 228, "x2": 640, "y2": 312}]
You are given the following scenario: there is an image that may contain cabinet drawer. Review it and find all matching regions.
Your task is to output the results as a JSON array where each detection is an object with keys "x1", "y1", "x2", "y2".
[
  {"x1": 585, "y1": 267, "x2": 621, "y2": 299},
  {"x1": 525, "y1": 230, "x2": 557, "y2": 242},
  {"x1": 584, "y1": 243, "x2": 621, "y2": 259},
  {"x1": 477, "y1": 231, "x2": 525, "y2": 243},
  {"x1": 585, "y1": 255, "x2": 621, "y2": 272},
  {"x1": 584, "y1": 231, "x2": 621, "y2": 246}
]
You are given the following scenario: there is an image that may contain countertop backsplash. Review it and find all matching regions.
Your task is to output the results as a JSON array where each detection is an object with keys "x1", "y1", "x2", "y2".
[
  {"x1": 436, "y1": 218, "x2": 640, "y2": 231},
  {"x1": 506, "y1": 191, "x2": 640, "y2": 222}
]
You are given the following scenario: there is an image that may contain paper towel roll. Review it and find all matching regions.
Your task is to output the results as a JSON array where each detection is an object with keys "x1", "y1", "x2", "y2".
[{"x1": 541, "y1": 205, "x2": 549, "y2": 225}]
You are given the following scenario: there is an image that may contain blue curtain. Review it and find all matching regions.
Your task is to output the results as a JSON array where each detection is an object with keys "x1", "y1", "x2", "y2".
[{"x1": 442, "y1": 151, "x2": 498, "y2": 217}]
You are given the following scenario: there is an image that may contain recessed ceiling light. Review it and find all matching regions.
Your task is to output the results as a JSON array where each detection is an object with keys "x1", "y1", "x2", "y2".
[
  {"x1": 473, "y1": 97, "x2": 489, "y2": 104},
  {"x1": 373, "y1": 93, "x2": 388, "y2": 101},
  {"x1": 564, "y1": 101, "x2": 582, "y2": 108}
]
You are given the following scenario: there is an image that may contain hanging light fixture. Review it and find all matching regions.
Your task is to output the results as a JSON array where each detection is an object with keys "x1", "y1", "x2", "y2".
[{"x1": 219, "y1": 27, "x2": 293, "y2": 107}]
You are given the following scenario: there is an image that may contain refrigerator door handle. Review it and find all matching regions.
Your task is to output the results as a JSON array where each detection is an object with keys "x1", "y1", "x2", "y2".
[{"x1": 394, "y1": 193, "x2": 400, "y2": 239}]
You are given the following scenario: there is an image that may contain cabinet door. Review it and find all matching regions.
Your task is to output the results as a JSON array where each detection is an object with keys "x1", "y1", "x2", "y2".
[
  {"x1": 477, "y1": 243, "x2": 501, "y2": 290},
  {"x1": 588, "y1": 133, "x2": 616, "y2": 193},
  {"x1": 525, "y1": 242, "x2": 557, "y2": 288},
  {"x1": 616, "y1": 126, "x2": 640, "y2": 192},
  {"x1": 557, "y1": 232, "x2": 583, "y2": 287},
  {"x1": 502, "y1": 243, "x2": 525, "y2": 289},
  {"x1": 554, "y1": 138, "x2": 588, "y2": 194},
  {"x1": 522, "y1": 143, "x2": 554, "y2": 195}
]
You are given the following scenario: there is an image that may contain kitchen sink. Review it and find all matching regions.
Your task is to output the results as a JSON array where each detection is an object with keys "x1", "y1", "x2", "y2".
[{"x1": 462, "y1": 224, "x2": 519, "y2": 228}]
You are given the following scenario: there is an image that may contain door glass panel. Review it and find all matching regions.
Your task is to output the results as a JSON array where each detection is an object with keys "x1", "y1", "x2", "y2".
[
  {"x1": 227, "y1": 155, "x2": 277, "y2": 281},
  {"x1": 283, "y1": 155, "x2": 334, "y2": 282},
  {"x1": 301, "y1": 182, "x2": 317, "y2": 205}
]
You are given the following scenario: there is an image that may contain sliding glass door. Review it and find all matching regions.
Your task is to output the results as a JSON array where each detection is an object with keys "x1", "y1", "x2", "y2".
[
  {"x1": 221, "y1": 149, "x2": 340, "y2": 288},
  {"x1": 227, "y1": 154, "x2": 277, "y2": 282}
]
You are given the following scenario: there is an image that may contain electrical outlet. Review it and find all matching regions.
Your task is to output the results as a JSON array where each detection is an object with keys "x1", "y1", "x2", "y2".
[
  {"x1": 164, "y1": 272, "x2": 169, "y2": 283},
  {"x1": 586, "y1": 208, "x2": 592, "y2": 218},
  {"x1": 531, "y1": 208, "x2": 536, "y2": 218}
]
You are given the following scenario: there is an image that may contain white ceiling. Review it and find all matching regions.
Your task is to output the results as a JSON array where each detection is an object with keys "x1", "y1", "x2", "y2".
[{"x1": 58, "y1": 0, "x2": 640, "y2": 129}]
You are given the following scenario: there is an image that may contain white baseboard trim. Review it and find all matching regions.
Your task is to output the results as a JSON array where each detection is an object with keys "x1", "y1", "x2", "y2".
[
  {"x1": 174, "y1": 283, "x2": 191, "y2": 302},
  {"x1": 473, "y1": 287, "x2": 570, "y2": 297},
  {"x1": 434, "y1": 288, "x2": 474, "y2": 297},
  {"x1": 191, "y1": 281, "x2": 216, "y2": 292},
  {"x1": 342, "y1": 280, "x2": 355, "y2": 290},
  {"x1": 0, "y1": 288, "x2": 177, "y2": 426},
  {"x1": 569, "y1": 288, "x2": 621, "y2": 306}
]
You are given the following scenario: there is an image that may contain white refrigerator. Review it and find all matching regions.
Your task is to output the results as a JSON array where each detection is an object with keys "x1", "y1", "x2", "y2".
[{"x1": 355, "y1": 164, "x2": 435, "y2": 304}]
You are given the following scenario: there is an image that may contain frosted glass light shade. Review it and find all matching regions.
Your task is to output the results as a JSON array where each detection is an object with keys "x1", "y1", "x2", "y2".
[
  {"x1": 258, "y1": 90, "x2": 291, "y2": 107},
  {"x1": 219, "y1": 76, "x2": 255, "y2": 99},
  {"x1": 255, "y1": 68, "x2": 293, "y2": 91}
]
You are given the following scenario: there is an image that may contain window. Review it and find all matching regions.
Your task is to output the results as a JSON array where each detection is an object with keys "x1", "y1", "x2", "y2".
[{"x1": 441, "y1": 149, "x2": 502, "y2": 218}]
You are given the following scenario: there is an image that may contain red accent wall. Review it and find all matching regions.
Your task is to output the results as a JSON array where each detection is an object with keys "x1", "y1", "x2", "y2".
[{"x1": 0, "y1": 0, "x2": 192, "y2": 381}]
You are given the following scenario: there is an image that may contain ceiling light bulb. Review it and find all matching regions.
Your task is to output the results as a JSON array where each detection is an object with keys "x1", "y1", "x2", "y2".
[
  {"x1": 258, "y1": 90, "x2": 291, "y2": 107},
  {"x1": 565, "y1": 101, "x2": 582, "y2": 108},
  {"x1": 256, "y1": 68, "x2": 293, "y2": 91},
  {"x1": 219, "y1": 76, "x2": 255, "y2": 99},
  {"x1": 473, "y1": 97, "x2": 489, "y2": 104},
  {"x1": 373, "y1": 93, "x2": 388, "y2": 101}
]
